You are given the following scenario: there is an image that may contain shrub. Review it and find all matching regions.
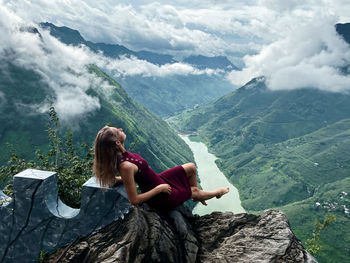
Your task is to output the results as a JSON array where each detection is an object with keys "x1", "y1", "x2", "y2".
[{"x1": 0, "y1": 106, "x2": 94, "y2": 208}]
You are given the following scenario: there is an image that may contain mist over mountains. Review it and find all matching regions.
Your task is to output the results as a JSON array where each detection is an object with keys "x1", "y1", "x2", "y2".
[
  {"x1": 40, "y1": 22, "x2": 237, "y2": 116},
  {"x1": 1, "y1": 1, "x2": 350, "y2": 262},
  {"x1": 40, "y1": 22, "x2": 177, "y2": 66},
  {"x1": 41, "y1": 22, "x2": 239, "y2": 70},
  {"x1": 0, "y1": 22, "x2": 195, "y2": 173}
]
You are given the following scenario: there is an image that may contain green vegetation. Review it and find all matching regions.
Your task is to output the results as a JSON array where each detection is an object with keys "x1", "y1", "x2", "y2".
[
  {"x1": 305, "y1": 214, "x2": 336, "y2": 257},
  {"x1": 37, "y1": 251, "x2": 46, "y2": 263},
  {"x1": 0, "y1": 61, "x2": 194, "y2": 172},
  {"x1": 86, "y1": 65, "x2": 195, "y2": 172},
  {"x1": 0, "y1": 106, "x2": 94, "y2": 208},
  {"x1": 0, "y1": 62, "x2": 53, "y2": 165},
  {"x1": 41, "y1": 22, "x2": 236, "y2": 118},
  {"x1": 117, "y1": 74, "x2": 235, "y2": 117},
  {"x1": 281, "y1": 178, "x2": 350, "y2": 262},
  {"x1": 175, "y1": 77, "x2": 350, "y2": 262},
  {"x1": 0, "y1": 61, "x2": 196, "y2": 208}
]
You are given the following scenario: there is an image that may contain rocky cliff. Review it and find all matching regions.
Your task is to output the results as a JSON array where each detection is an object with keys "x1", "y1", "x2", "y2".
[{"x1": 44, "y1": 204, "x2": 317, "y2": 263}]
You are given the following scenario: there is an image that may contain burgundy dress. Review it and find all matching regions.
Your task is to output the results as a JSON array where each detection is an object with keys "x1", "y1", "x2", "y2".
[{"x1": 120, "y1": 151, "x2": 192, "y2": 209}]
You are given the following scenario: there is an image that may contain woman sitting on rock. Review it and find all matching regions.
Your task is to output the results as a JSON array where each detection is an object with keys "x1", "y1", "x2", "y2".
[{"x1": 93, "y1": 126, "x2": 229, "y2": 210}]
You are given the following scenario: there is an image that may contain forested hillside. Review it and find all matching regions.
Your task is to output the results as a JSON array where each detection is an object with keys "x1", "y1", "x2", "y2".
[
  {"x1": 0, "y1": 61, "x2": 194, "y2": 172},
  {"x1": 175, "y1": 76, "x2": 350, "y2": 262},
  {"x1": 41, "y1": 22, "x2": 236, "y2": 117}
]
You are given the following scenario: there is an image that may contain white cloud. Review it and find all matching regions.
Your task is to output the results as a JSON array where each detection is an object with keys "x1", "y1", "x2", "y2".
[
  {"x1": 0, "y1": 3, "x2": 226, "y2": 121},
  {"x1": 2, "y1": 0, "x2": 266, "y2": 58},
  {"x1": 101, "y1": 56, "x2": 223, "y2": 78},
  {"x1": 227, "y1": 16, "x2": 350, "y2": 92},
  {"x1": 2, "y1": 0, "x2": 350, "y2": 94},
  {"x1": 0, "y1": 5, "x2": 103, "y2": 120}
]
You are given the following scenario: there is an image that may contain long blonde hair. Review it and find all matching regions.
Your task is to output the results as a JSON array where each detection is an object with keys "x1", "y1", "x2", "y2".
[{"x1": 93, "y1": 126, "x2": 121, "y2": 187}]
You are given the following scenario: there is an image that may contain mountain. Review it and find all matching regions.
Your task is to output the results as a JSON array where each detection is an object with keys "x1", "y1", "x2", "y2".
[
  {"x1": 183, "y1": 55, "x2": 238, "y2": 70},
  {"x1": 116, "y1": 73, "x2": 235, "y2": 117},
  {"x1": 174, "y1": 77, "x2": 350, "y2": 262},
  {"x1": 0, "y1": 50, "x2": 194, "y2": 177},
  {"x1": 40, "y1": 22, "x2": 176, "y2": 65},
  {"x1": 40, "y1": 22, "x2": 236, "y2": 117},
  {"x1": 336, "y1": 23, "x2": 350, "y2": 44},
  {"x1": 40, "y1": 22, "x2": 238, "y2": 70}
]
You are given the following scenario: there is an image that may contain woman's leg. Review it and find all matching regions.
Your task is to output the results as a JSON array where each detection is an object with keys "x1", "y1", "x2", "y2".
[
  {"x1": 182, "y1": 163, "x2": 229, "y2": 205},
  {"x1": 191, "y1": 187, "x2": 229, "y2": 205},
  {"x1": 182, "y1": 163, "x2": 198, "y2": 187}
]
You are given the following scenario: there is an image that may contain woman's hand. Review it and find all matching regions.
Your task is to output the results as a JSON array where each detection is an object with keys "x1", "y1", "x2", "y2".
[{"x1": 156, "y1": 184, "x2": 172, "y2": 195}]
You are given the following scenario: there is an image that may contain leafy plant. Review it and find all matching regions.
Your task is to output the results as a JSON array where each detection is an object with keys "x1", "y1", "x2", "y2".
[
  {"x1": 0, "y1": 143, "x2": 37, "y2": 196},
  {"x1": 0, "y1": 106, "x2": 94, "y2": 208},
  {"x1": 37, "y1": 251, "x2": 46, "y2": 263},
  {"x1": 305, "y1": 214, "x2": 336, "y2": 256}
]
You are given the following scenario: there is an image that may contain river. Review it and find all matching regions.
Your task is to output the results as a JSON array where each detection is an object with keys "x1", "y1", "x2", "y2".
[{"x1": 180, "y1": 135, "x2": 245, "y2": 215}]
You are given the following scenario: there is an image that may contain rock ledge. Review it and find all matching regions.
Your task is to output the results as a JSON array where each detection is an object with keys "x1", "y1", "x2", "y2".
[{"x1": 45, "y1": 205, "x2": 317, "y2": 263}]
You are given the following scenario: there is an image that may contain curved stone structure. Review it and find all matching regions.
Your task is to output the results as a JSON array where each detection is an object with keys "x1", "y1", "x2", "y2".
[{"x1": 0, "y1": 169, "x2": 131, "y2": 263}]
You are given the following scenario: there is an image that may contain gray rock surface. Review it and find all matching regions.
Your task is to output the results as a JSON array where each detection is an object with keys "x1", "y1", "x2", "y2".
[
  {"x1": 45, "y1": 204, "x2": 198, "y2": 263},
  {"x1": 45, "y1": 205, "x2": 317, "y2": 263},
  {"x1": 0, "y1": 169, "x2": 131, "y2": 263},
  {"x1": 193, "y1": 210, "x2": 317, "y2": 263}
]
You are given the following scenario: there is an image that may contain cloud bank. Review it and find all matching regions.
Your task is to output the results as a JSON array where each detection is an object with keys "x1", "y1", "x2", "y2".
[
  {"x1": 4, "y1": 0, "x2": 350, "y2": 57},
  {"x1": 0, "y1": 5, "x2": 103, "y2": 120},
  {"x1": 0, "y1": 3, "x2": 222, "y2": 120},
  {"x1": 227, "y1": 17, "x2": 350, "y2": 92},
  {"x1": 1, "y1": 0, "x2": 350, "y2": 99},
  {"x1": 101, "y1": 56, "x2": 223, "y2": 78}
]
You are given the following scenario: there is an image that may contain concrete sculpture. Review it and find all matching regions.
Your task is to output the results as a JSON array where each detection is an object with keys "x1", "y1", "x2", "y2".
[{"x1": 0, "y1": 169, "x2": 131, "y2": 263}]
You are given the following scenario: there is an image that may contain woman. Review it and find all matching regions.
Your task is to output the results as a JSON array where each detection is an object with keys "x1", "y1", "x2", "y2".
[{"x1": 93, "y1": 126, "x2": 229, "y2": 210}]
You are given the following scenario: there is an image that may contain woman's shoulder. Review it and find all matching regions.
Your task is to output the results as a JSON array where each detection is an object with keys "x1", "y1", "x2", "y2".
[
  {"x1": 119, "y1": 160, "x2": 138, "y2": 174},
  {"x1": 119, "y1": 160, "x2": 134, "y2": 169}
]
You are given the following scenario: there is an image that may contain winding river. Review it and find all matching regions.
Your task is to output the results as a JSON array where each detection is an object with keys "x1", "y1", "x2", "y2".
[{"x1": 180, "y1": 135, "x2": 245, "y2": 215}]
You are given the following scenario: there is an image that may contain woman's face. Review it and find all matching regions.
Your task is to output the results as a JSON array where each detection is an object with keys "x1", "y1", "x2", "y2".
[{"x1": 111, "y1": 127, "x2": 126, "y2": 143}]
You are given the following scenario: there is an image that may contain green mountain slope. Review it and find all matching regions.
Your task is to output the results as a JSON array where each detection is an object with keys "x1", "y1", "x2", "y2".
[
  {"x1": 40, "y1": 22, "x2": 236, "y2": 117},
  {"x1": 40, "y1": 22, "x2": 176, "y2": 65},
  {"x1": 183, "y1": 55, "x2": 238, "y2": 70},
  {"x1": 336, "y1": 23, "x2": 350, "y2": 45},
  {"x1": 0, "y1": 61, "x2": 194, "y2": 174},
  {"x1": 175, "y1": 77, "x2": 350, "y2": 262},
  {"x1": 280, "y1": 177, "x2": 350, "y2": 263},
  {"x1": 117, "y1": 74, "x2": 234, "y2": 117},
  {"x1": 216, "y1": 118, "x2": 350, "y2": 210},
  {"x1": 178, "y1": 77, "x2": 350, "y2": 155}
]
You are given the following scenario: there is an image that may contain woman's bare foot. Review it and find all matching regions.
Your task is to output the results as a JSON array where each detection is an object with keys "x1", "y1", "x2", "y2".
[
  {"x1": 191, "y1": 186, "x2": 229, "y2": 206},
  {"x1": 216, "y1": 187, "x2": 229, "y2": 199}
]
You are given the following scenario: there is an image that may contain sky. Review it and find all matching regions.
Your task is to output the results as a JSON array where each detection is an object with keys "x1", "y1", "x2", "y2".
[
  {"x1": 4, "y1": 0, "x2": 350, "y2": 58},
  {"x1": 1, "y1": 0, "x2": 350, "y2": 118}
]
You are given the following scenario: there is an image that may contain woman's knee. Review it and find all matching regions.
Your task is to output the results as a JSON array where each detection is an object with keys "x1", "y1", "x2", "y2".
[{"x1": 182, "y1": 162, "x2": 196, "y2": 175}]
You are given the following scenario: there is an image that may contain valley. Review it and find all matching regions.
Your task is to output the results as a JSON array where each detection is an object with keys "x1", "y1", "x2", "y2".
[
  {"x1": 1, "y1": 12, "x2": 350, "y2": 263},
  {"x1": 173, "y1": 76, "x2": 350, "y2": 263},
  {"x1": 41, "y1": 22, "x2": 237, "y2": 117},
  {"x1": 180, "y1": 135, "x2": 245, "y2": 215},
  {"x1": 0, "y1": 61, "x2": 194, "y2": 175}
]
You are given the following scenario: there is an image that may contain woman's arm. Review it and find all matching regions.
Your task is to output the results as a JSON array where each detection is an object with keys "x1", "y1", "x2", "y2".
[{"x1": 119, "y1": 162, "x2": 171, "y2": 206}]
